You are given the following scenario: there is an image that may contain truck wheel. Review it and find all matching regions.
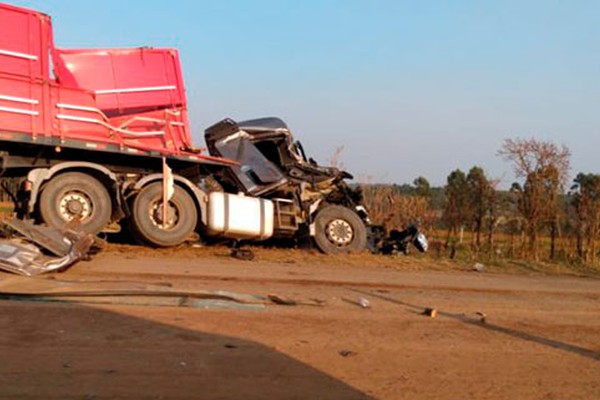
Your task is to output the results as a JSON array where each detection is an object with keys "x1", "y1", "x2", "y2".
[
  {"x1": 129, "y1": 182, "x2": 197, "y2": 247},
  {"x1": 314, "y1": 205, "x2": 367, "y2": 254},
  {"x1": 39, "y1": 172, "x2": 112, "y2": 234}
]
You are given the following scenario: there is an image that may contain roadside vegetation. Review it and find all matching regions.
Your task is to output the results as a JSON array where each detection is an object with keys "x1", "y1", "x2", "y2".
[{"x1": 362, "y1": 137, "x2": 600, "y2": 275}]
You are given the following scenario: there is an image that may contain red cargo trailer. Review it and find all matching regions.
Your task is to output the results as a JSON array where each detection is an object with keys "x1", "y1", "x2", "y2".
[{"x1": 0, "y1": 2, "x2": 226, "y2": 161}]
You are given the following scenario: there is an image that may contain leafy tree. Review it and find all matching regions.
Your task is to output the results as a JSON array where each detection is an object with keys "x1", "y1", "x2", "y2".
[
  {"x1": 443, "y1": 169, "x2": 469, "y2": 245},
  {"x1": 570, "y1": 173, "x2": 600, "y2": 263},
  {"x1": 466, "y1": 166, "x2": 493, "y2": 248},
  {"x1": 413, "y1": 176, "x2": 431, "y2": 198}
]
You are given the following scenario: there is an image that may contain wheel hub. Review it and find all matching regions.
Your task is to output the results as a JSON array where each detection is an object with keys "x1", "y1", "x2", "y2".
[
  {"x1": 66, "y1": 200, "x2": 83, "y2": 214},
  {"x1": 59, "y1": 192, "x2": 92, "y2": 221},
  {"x1": 325, "y1": 219, "x2": 354, "y2": 246},
  {"x1": 149, "y1": 201, "x2": 178, "y2": 229}
]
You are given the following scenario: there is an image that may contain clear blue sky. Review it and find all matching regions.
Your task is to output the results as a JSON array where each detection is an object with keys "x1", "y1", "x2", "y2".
[{"x1": 10, "y1": 0, "x2": 600, "y2": 187}]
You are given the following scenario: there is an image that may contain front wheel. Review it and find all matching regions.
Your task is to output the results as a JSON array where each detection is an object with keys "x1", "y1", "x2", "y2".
[
  {"x1": 313, "y1": 205, "x2": 367, "y2": 255},
  {"x1": 128, "y1": 182, "x2": 197, "y2": 247}
]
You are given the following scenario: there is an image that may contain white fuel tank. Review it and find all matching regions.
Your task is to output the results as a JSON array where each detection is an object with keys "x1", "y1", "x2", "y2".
[{"x1": 206, "y1": 192, "x2": 274, "y2": 240}]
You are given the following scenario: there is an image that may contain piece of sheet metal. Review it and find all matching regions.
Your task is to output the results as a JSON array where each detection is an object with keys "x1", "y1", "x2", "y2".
[
  {"x1": 0, "y1": 219, "x2": 95, "y2": 276},
  {"x1": 2, "y1": 219, "x2": 72, "y2": 256},
  {"x1": 0, "y1": 276, "x2": 268, "y2": 303},
  {"x1": 0, "y1": 294, "x2": 266, "y2": 311}
]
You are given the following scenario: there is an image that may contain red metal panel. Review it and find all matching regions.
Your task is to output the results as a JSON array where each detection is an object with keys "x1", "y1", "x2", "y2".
[
  {"x1": 54, "y1": 48, "x2": 186, "y2": 113},
  {"x1": 0, "y1": 75, "x2": 42, "y2": 134},
  {"x1": 0, "y1": 3, "x2": 45, "y2": 79},
  {"x1": 0, "y1": 3, "x2": 54, "y2": 136},
  {"x1": 51, "y1": 86, "x2": 113, "y2": 143},
  {"x1": 53, "y1": 47, "x2": 194, "y2": 154}
]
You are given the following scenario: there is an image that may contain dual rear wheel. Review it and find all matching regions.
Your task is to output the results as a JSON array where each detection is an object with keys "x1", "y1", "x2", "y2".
[
  {"x1": 39, "y1": 173, "x2": 197, "y2": 247},
  {"x1": 39, "y1": 172, "x2": 111, "y2": 234},
  {"x1": 127, "y1": 182, "x2": 197, "y2": 247}
]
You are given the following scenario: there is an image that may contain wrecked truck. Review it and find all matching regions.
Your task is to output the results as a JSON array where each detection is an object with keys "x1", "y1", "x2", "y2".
[
  {"x1": 0, "y1": 3, "x2": 426, "y2": 255},
  {"x1": 204, "y1": 117, "x2": 370, "y2": 254}
]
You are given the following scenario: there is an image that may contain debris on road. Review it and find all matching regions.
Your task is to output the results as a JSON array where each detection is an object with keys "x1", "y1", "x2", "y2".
[
  {"x1": 267, "y1": 294, "x2": 297, "y2": 306},
  {"x1": 476, "y1": 311, "x2": 487, "y2": 323},
  {"x1": 338, "y1": 350, "x2": 357, "y2": 358},
  {"x1": 422, "y1": 307, "x2": 438, "y2": 318},
  {"x1": 358, "y1": 297, "x2": 371, "y2": 308},
  {"x1": 231, "y1": 248, "x2": 255, "y2": 261},
  {"x1": 341, "y1": 296, "x2": 372, "y2": 309},
  {"x1": 473, "y1": 263, "x2": 486, "y2": 272},
  {"x1": 0, "y1": 275, "x2": 323, "y2": 310},
  {"x1": 371, "y1": 223, "x2": 429, "y2": 256},
  {"x1": 0, "y1": 219, "x2": 98, "y2": 276},
  {"x1": 0, "y1": 275, "x2": 267, "y2": 305}
]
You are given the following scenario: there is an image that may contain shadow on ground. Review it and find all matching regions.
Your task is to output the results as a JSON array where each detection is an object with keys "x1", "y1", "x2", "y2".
[{"x1": 0, "y1": 300, "x2": 373, "y2": 400}]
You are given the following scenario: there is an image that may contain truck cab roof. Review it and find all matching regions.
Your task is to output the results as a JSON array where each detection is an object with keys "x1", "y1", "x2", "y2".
[{"x1": 237, "y1": 117, "x2": 289, "y2": 133}]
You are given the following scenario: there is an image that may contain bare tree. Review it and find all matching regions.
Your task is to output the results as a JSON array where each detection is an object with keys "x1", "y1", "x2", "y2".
[
  {"x1": 499, "y1": 138, "x2": 570, "y2": 259},
  {"x1": 328, "y1": 146, "x2": 345, "y2": 170}
]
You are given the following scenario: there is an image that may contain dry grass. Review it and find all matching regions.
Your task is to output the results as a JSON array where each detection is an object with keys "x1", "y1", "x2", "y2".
[
  {"x1": 362, "y1": 185, "x2": 436, "y2": 231},
  {"x1": 360, "y1": 185, "x2": 600, "y2": 275}
]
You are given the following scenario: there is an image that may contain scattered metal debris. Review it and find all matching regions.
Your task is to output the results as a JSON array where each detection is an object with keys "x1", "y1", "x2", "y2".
[
  {"x1": 0, "y1": 277, "x2": 266, "y2": 302},
  {"x1": 267, "y1": 294, "x2": 297, "y2": 306},
  {"x1": 338, "y1": 350, "x2": 357, "y2": 357},
  {"x1": 309, "y1": 298, "x2": 326, "y2": 306},
  {"x1": 473, "y1": 263, "x2": 486, "y2": 272},
  {"x1": 231, "y1": 248, "x2": 255, "y2": 261},
  {"x1": 0, "y1": 294, "x2": 268, "y2": 311},
  {"x1": 341, "y1": 296, "x2": 372, "y2": 309},
  {"x1": 3, "y1": 219, "x2": 72, "y2": 256},
  {"x1": 422, "y1": 307, "x2": 438, "y2": 318},
  {"x1": 0, "y1": 275, "x2": 320, "y2": 310},
  {"x1": 358, "y1": 297, "x2": 371, "y2": 309},
  {"x1": 476, "y1": 311, "x2": 487, "y2": 323},
  {"x1": 370, "y1": 223, "x2": 429, "y2": 255},
  {"x1": 186, "y1": 299, "x2": 265, "y2": 311},
  {"x1": 0, "y1": 219, "x2": 97, "y2": 276}
]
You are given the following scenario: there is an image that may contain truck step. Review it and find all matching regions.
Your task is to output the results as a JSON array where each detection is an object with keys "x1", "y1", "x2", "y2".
[{"x1": 273, "y1": 198, "x2": 298, "y2": 232}]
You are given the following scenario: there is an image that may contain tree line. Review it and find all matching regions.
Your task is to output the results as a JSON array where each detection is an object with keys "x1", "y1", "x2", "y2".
[{"x1": 362, "y1": 137, "x2": 600, "y2": 266}]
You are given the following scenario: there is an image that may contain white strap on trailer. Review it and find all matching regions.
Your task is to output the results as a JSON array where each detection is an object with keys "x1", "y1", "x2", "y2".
[
  {"x1": 95, "y1": 85, "x2": 176, "y2": 95},
  {"x1": 0, "y1": 48, "x2": 38, "y2": 61}
]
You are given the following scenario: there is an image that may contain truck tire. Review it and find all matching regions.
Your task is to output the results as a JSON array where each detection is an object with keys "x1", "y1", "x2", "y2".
[
  {"x1": 39, "y1": 172, "x2": 112, "y2": 234},
  {"x1": 128, "y1": 182, "x2": 197, "y2": 247},
  {"x1": 314, "y1": 205, "x2": 367, "y2": 254}
]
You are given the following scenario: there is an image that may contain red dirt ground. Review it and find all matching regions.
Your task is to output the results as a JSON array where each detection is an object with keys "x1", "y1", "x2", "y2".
[{"x1": 0, "y1": 244, "x2": 598, "y2": 399}]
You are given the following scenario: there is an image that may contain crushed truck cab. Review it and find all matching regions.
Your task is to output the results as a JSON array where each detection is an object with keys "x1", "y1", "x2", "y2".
[{"x1": 204, "y1": 117, "x2": 370, "y2": 253}]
